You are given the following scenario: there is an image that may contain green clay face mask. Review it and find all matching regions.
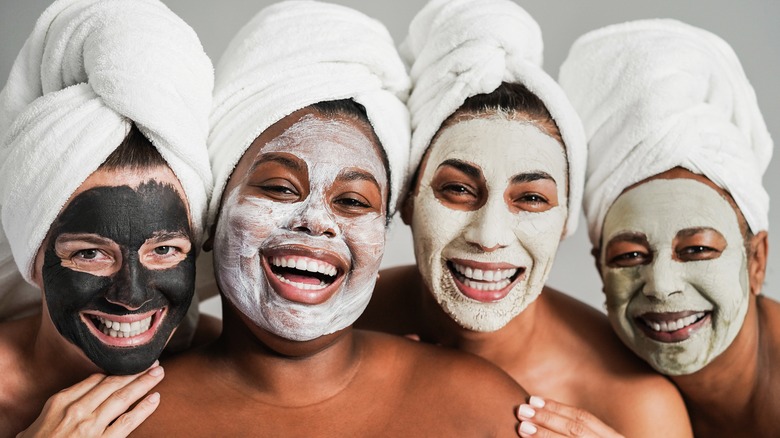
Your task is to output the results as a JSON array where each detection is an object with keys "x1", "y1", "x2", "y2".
[{"x1": 601, "y1": 178, "x2": 749, "y2": 375}]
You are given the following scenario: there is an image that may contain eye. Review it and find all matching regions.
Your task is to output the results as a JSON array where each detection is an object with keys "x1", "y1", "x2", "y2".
[
  {"x1": 75, "y1": 249, "x2": 100, "y2": 260},
  {"x1": 604, "y1": 238, "x2": 651, "y2": 268},
  {"x1": 609, "y1": 251, "x2": 650, "y2": 267},
  {"x1": 441, "y1": 183, "x2": 475, "y2": 197},
  {"x1": 153, "y1": 246, "x2": 178, "y2": 256},
  {"x1": 252, "y1": 178, "x2": 301, "y2": 202},
  {"x1": 676, "y1": 245, "x2": 721, "y2": 261},
  {"x1": 335, "y1": 196, "x2": 371, "y2": 209}
]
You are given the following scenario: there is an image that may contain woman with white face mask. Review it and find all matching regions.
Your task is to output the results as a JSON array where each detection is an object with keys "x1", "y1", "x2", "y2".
[
  {"x1": 558, "y1": 19, "x2": 777, "y2": 437},
  {"x1": 357, "y1": 1, "x2": 692, "y2": 437},
  {"x1": 133, "y1": 2, "x2": 528, "y2": 435}
]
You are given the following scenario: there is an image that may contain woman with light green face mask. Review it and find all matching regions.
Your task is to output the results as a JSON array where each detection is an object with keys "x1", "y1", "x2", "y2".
[{"x1": 558, "y1": 19, "x2": 778, "y2": 437}]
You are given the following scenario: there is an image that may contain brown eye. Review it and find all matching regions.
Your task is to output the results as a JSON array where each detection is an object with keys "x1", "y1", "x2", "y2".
[
  {"x1": 430, "y1": 163, "x2": 485, "y2": 211},
  {"x1": 505, "y1": 177, "x2": 558, "y2": 213},
  {"x1": 255, "y1": 178, "x2": 300, "y2": 201},
  {"x1": 674, "y1": 228, "x2": 727, "y2": 262},
  {"x1": 605, "y1": 238, "x2": 651, "y2": 268},
  {"x1": 76, "y1": 249, "x2": 100, "y2": 260}
]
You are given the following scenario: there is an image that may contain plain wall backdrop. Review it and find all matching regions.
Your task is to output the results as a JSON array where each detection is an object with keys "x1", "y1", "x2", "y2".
[{"x1": 1, "y1": 0, "x2": 777, "y2": 311}]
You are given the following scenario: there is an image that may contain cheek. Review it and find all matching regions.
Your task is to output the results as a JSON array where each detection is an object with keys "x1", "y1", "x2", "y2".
[
  {"x1": 604, "y1": 268, "x2": 641, "y2": 307},
  {"x1": 340, "y1": 214, "x2": 386, "y2": 266},
  {"x1": 412, "y1": 192, "x2": 471, "y2": 249},
  {"x1": 511, "y1": 209, "x2": 566, "y2": 256}
]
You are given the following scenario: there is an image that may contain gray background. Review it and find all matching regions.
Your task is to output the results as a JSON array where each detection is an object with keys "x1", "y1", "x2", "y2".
[{"x1": 1, "y1": 0, "x2": 777, "y2": 310}]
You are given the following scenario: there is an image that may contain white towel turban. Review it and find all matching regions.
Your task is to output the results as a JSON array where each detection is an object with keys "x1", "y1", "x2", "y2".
[
  {"x1": 559, "y1": 19, "x2": 773, "y2": 246},
  {"x1": 0, "y1": 0, "x2": 214, "y2": 289},
  {"x1": 403, "y1": 0, "x2": 587, "y2": 237},
  {"x1": 208, "y1": 0, "x2": 411, "y2": 222}
]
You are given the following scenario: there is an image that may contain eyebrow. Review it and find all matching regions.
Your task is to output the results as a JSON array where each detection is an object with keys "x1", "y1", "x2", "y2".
[
  {"x1": 437, "y1": 159, "x2": 482, "y2": 179},
  {"x1": 511, "y1": 171, "x2": 555, "y2": 185},
  {"x1": 250, "y1": 153, "x2": 303, "y2": 173},
  {"x1": 147, "y1": 231, "x2": 191, "y2": 243},
  {"x1": 338, "y1": 169, "x2": 381, "y2": 191},
  {"x1": 55, "y1": 233, "x2": 115, "y2": 246},
  {"x1": 676, "y1": 227, "x2": 722, "y2": 238},
  {"x1": 607, "y1": 232, "x2": 649, "y2": 246}
]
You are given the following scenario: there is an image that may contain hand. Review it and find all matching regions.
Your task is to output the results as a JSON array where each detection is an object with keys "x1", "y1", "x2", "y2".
[
  {"x1": 17, "y1": 361, "x2": 164, "y2": 438},
  {"x1": 516, "y1": 396, "x2": 624, "y2": 438}
]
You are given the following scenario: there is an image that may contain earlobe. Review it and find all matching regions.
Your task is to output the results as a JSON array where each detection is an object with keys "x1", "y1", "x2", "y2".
[
  {"x1": 400, "y1": 193, "x2": 414, "y2": 226},
  {"x1": 202, "y1": 223, "x2": 218, "y2": 252},
  {"x1": 747, "y1": 231, "x2": 768, "y2": 296}
]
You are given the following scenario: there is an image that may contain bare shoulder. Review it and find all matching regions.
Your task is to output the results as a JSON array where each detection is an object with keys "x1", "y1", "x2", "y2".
[
  {"x1": 356, "y1": 265, "x2": 421, "y2": 335},
  {"x1": 359, "y1": 331, "x2": 526, "y2": 437},
  {"x1": 540, "y1": 289, "x2": 692, "y2": 436}
]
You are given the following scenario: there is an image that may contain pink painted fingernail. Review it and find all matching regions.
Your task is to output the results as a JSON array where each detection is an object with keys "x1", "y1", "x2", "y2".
[
  {"x1": 519, "y1": 421, "x2": 537, "y2": 435},
  {"x1": 147, "y1": 392, "x2": 160, "y2": 404},
  {"x1": 148, "y1": 365, "x2": 164, "y2": 377},
  {"x1": 517, "y1": 404, "x2": 535, "y2": 418},
  {"x1": 529, "y1": 396, "x2": 545, "y2": 408}
]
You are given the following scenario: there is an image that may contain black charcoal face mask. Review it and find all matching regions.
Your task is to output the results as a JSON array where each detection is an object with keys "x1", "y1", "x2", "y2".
[{"x1": 43, "y1": 180, "x2": 195, "y2": 374}]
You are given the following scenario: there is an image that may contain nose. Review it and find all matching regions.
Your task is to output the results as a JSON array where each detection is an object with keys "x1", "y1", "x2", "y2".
[
  {"x1": 642, "y1": 252, "x2": 683, "y2": 301},
  {"x1": 286, "y1": 194, "x2": 338, "y2": 238},
  {"x1": 462, "y1": 195, "x2": 514, "y2": 252},
  {"x1": 105, "y1": 252, "x2": 153, "y2": 310}
]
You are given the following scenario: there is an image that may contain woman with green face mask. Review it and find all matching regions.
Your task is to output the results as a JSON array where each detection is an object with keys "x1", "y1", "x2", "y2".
[{"x1": 558, "y1": 19, "x2": 777, "y2": 437}]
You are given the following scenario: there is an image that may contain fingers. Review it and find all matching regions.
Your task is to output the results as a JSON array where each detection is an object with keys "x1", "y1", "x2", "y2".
[
  {"x1": 67, "y1": 361, "x2": 162, "y2": 415},
  {"x1": 92, "y1": 363, "x2": 165, "y2": 427},
  {"x1": 103, "y1": 392, "x2": 161, "y2": 438},
  {"x1": 516, "y1": 396, "x2": 624, "y2": 438}
]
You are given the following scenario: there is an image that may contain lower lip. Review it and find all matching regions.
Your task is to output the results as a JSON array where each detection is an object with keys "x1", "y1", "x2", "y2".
[
  {"x1": 448, "y1": 265, "x2": 519, "y2": 303},
  {"x1": 636, "y1": 313, "x2": 711, "y2": 343},
  {"x1": 82, "y1": 309, "x2": 164, "y2": 347},
  {"x1": 263, "y1": 259, "x2": 343, "y2": 305}
]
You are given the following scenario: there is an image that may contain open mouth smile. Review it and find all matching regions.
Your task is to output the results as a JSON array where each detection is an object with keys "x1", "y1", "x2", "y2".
[
  {"x1": 264, "y1": 247, "x2": 347, "y2": 305},
  {"x1": 81, "y1": 308, "x2": 166, "y2": 347},
  {"x1": 636, "y1": 311, "x2": 711, "y2": 343},
  {"x1": 447, "y1": 259, "x2": 525, "y2": 302}
]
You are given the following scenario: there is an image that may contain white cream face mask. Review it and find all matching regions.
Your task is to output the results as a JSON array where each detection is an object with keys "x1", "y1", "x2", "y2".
[
  {"x1": 411, "y1": 116, "x2": 568, "y2": 332},
  {"x1": 214, "y1": 114, "x2": 387, "y2": 342},
  {"x1": 601, "y1": 178, "x2": 749, "y2": 375}
]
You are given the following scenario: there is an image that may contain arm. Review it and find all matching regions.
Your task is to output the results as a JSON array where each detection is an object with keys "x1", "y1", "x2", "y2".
[{"x1": 17, "y1": 362, "x2": 164, "y2": 438}]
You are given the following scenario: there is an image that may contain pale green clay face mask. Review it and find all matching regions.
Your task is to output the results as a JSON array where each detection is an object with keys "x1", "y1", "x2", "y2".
[{"x1": 601, "y1": 179, "x2": 749, "y2": 375}]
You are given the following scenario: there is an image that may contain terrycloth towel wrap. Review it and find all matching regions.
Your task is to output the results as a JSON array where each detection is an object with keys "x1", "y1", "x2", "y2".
[
  {"x1": 208, "y1": 0, "x2": 410, "y2": 222},
  {"x1": 403, "y1": 0, "x2": 587, "y2": 237},
  {"x1": 559, "y1": 19, "x2": 773, "y2": 245}
]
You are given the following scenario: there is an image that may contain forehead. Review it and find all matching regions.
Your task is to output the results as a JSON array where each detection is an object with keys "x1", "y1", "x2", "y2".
[
  {"x1": 425, "y1": 116, "x2": 566, "y2": 178},
  {"x1": 604, "y1": 178, "x2": 741, "y2": 242}
]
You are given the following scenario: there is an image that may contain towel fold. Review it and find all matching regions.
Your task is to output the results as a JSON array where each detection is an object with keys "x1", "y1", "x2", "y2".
[
  {"x1": 402, "y1": 0, "x2": 586, "y2": 237},
  {"x1": 208, "y1": 0, "x2": 410, "y2": 222},
  {"x1": 559, "y1": 19, "x2": 773, "y2": 245},
  {"x1": 0, "y1": 0, "x2": 214, "y2": 287}
]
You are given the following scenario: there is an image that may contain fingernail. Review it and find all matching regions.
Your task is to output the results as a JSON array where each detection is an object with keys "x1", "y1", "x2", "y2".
[
  {"x1": 529, "y1": 395, "x2": 545, "y2": 408},
  {"x1": 519, "y1": 421, "x2": 537, "y2": 435},
  {"x1": 151, "y1": 360, "x2": 160, "y2": 368},
  {"x1": 147, "y1": 392, "x2": 160, "y2": 404},
  {"x1": 148, "y1": 365, "x2": 164, "y2": 377},
  {"x1": 517, "y1": 404, "x2": 535, "y2": 418}
]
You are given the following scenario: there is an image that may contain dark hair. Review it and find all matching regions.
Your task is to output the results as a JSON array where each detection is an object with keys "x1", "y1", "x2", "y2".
[
  {"x1": 100, "y1": 123, "x2": 167, "y2": 170},
  {"x1": 444, "y1": 82, "x2": 562, "y2": 143},
  {"x1": 311, "y1": 99, "x2": 392, "y2": 222}
]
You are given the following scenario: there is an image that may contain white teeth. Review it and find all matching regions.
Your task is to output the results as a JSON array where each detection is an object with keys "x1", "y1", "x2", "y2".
[
  {"x1": 270, "y1": 256, "x2": 337, "y2": 277},
  {"x1": 95, "y1": 315, "x2": 153, "y2": 338},
  {"x1": 452, "y1": 262, "x2": 518, "y2": 283},
  {"x1": 644, "y1": 312, "x2": 706, "y2": 333},
  {"x1": 462, "y1": 278, "x2": 511, "y2": 291},
  {"x1": 274, "y1": 273, "x2": 327, "y2": 290}
]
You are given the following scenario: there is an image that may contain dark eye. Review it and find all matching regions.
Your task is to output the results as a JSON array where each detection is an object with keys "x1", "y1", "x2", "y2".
[
  {"x1": 518, "y1": 193, "x2": 549, "y2": 204},
  {"x1": 335, "y1": 197, "x2": 370, "y2": 208},
  {"x1": 441, "y1": 183, "x2": 474, "y2": 196},
  {"x1": 677, "y1": 246, "x2": 720, "y2": 261},
  {"x1": 76, "y1": 249, "x2": 99, "y2": 260},
  {"x1": 609, "y1": 251, "x2": 650, "y2": 267},
  {"x1": 153, "y1": 246, "x2": 176, "y2": 256}
]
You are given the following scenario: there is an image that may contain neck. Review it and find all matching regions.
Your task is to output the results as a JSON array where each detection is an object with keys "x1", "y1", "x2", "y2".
[
  {"x1": 670, "y1": 297, "x2": 762, "y2": 427},
  {"x1": 416, "y1": 283, "x2": 543, "y2": 370},
  {"x1": 216, "y1": 296, "x2": 364, "y2": 406}
]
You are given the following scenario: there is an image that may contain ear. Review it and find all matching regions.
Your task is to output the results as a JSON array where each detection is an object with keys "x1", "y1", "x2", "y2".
[
  {"x1": 400, "y1": 192, "x2": 414, "y2": 226},
  {"x1": 747, "y1": 231, "x2": 768, "y2": 296},
  {"x1": 202, "y1": 223, "x2": 218, "y2": 252}
]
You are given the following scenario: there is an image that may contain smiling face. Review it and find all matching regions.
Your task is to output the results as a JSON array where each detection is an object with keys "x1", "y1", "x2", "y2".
[
  {"x1": 38, "y1": 166, "x2": 195, "y2": 375},
  {"x1": 408, "y1": 114, "x2": 568, "y2": 332},
  {"x1": 214, "y1": 108, "x2": 388, "y2": 342},
  {"x1": 600, "y1": 176, "x2": 750, "y2": 375}
]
